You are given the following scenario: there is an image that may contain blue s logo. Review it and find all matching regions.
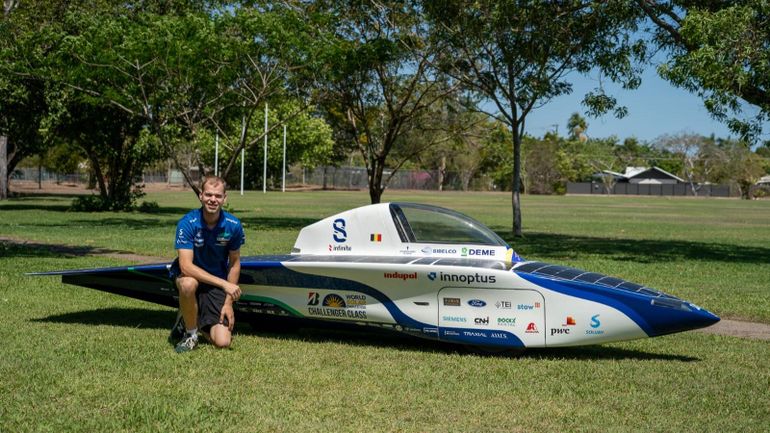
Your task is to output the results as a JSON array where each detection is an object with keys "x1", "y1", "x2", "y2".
[
  {"x1": 590, "y1": 314, "x2": 601, "y2": 328},
  {"x1": 333, "y1": 218, "x2": 347, "y2": 243},
  {"x1": 428, "y1": 272, "x2": 436, "y2": 281}
]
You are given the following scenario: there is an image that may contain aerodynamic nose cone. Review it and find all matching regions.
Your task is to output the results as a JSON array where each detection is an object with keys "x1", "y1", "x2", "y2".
[
  {"x1": 646, "y1": 299, "x2": 720, "y2": 336},
  {"x1": 690, "y1": 304, "x2": 721, "y2": 328}
]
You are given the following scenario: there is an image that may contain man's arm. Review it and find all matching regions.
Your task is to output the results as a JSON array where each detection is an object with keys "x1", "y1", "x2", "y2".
[
  {"x1": 220, "y1": 249, "x2": 242, "y2": 331},
  {"x1": 177, "y1": 249, "x2": 242, "y2": 300}
]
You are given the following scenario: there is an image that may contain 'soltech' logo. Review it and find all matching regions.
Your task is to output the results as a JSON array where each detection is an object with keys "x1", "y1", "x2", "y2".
[{"x1": 332, "y1": 218, "x2": 347, "y2": 242}]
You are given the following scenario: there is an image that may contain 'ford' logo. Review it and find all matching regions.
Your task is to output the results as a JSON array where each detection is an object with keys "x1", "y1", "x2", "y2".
[{"x1": 468, "y1": 299, "x2": 486, "y2": 308}]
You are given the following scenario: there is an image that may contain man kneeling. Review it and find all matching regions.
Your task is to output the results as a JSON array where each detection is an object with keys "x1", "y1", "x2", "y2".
[{"x1": 170, "y1": 176, "x2": 245, "y2": 353}]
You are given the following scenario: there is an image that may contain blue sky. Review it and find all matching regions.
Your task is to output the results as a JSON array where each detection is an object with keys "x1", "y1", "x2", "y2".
[{"x1": 525, "y1": 67, "x2": 769, "y2": 144}]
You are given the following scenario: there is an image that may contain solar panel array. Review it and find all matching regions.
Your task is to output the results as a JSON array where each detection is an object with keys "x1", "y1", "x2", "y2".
[{"x1": 514, "y1": 261, "x2": 684, "y2": 302}]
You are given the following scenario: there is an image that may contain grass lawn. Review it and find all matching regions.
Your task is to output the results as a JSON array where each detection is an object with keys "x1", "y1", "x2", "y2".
[{"x1": 1, "y1": 190, "x2": 768, "y2": 432}]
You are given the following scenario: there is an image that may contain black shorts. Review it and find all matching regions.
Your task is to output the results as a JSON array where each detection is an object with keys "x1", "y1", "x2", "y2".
[
  {"x1": 196, "y1": 283, "x2": 229, "y2": 333},
  {"x1": 170, "y1": 259, "x2": 230, "y2": 333}
]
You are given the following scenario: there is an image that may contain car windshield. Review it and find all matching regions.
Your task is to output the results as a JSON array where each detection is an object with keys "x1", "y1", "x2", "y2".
[{"x1": 390, "y1": 203, "x2": 508, "y2": 246}]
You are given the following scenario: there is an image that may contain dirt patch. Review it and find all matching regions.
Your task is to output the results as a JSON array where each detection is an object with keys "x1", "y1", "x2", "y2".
[{"x1": 696, "y1": 319, "x2": 770, "y2": 341}]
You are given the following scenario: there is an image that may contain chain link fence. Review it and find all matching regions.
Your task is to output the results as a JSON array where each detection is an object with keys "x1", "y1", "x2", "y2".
[{"x1": 11, "y1": 165, "x2": 499, "y2": 192}]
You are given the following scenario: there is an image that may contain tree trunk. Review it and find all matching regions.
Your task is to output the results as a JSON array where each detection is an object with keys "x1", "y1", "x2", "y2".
[
  {"x1": 368, "y1": 159, "x2": 385, "y2": 204},
  {"x1": 438, "y1": 155, "x2": 446, "y2": 191},
  {"x1": 511, "y1": 129, "x2": 522, "y2": 237},
  {"x1": 0, "y1": 135, "x2": 7, "y2": 199}
]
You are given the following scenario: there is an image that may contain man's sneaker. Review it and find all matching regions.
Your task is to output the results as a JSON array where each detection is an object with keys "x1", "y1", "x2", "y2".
[
  {"x1": 169, "y1": 311, "x2": 185, "y2": 342},
  {"x1": 175, "y1": 333, "x2": 198, "y2": 353}
]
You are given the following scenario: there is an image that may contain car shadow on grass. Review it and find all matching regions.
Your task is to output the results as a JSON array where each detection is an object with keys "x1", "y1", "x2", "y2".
[
  {"x1": 1, "y1": 239, "x2": 152, "y2": 260},
  {"x1": 500, "y1": 231, "x2": 770, "y2": 265},
  {"x1": 33, "y1": 307, "x2": 699, "y2": 362}
]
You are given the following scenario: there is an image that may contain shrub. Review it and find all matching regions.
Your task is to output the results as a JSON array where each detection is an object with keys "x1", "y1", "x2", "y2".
[
  {"x1": 138, "y1": 201, "x2": 160, "y2": 213},
  {"x1": 70, "y1": 195, "x2": 110, "y2": 212}
]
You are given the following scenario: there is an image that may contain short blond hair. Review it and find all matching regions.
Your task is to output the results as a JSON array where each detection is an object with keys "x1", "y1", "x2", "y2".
[{"x1": 200, "y1": 175, "x2": 227, "y2": 192}]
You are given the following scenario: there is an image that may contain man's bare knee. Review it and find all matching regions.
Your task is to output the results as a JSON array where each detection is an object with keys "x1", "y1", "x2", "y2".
[
  {"x1": 176, "y1": 277, "x2": 198, "y2": 297},
  {"x1": 209, "y1": 325, "x2": 231, "y2": 348}
]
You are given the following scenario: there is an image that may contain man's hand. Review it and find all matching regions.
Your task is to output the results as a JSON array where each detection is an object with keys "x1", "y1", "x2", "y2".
[
  {"x1": 219, "y1": 302, "x2": 235, "y2": 331},
  {"x1": 222, "y1": 282, "x2": 242, "y2": 301}
]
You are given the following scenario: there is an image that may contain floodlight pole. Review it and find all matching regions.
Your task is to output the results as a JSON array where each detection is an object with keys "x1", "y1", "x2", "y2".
[
  {"x1": 214, "y1": 132, "x2": 219, "y2": 177},
  {"x1": 263, "y1": 102, "x2": 268, "y2": 194},
  {"x1": 282, "y1": 124, "x2": 286, "y2": 192}
]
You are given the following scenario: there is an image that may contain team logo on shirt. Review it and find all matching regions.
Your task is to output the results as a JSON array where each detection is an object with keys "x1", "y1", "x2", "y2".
[
  {"x1": 216, "y1": 230, "x2": 232, "y2": 246},
  {"x1": 193, "y1": 229, "x2": 204, "y2": 247}
]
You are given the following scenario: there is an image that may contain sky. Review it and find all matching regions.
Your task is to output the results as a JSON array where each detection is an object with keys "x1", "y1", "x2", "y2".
[{"x1": 524, "y1": 66, "x2": 769, "y2": 144}]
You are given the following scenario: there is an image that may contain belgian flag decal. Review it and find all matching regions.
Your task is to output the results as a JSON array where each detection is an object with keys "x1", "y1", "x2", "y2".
[{"x1": 370, "y1": 233, "x2": 382, "y2": 242}]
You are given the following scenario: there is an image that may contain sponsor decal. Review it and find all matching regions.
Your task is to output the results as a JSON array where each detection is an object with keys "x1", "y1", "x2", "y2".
[
  {"x1": 422, "y1": 246, "x2": 458, "y2": 255},
  {"x1": 467, "y1": 299, "x2": 486, "y2": 308},
  {"x1": 399, "y1": 245, "x2": 417, "y2": 255},
  {"x1": 423, "y1": 327, "x2": 438, "y2": 335},
  {"x1": 332, "y1": 218, "x2": 348, "y2": 243},
  {"x1": 517, "y1": 302, "x2": 542, "y2": 311},
  {"x1": 370, "y1": 233, "x2": 382, "y2": 242},
  {"x1": 332, "y1": 218, "x2": 347, "y2": 242},
  {"x1": 307, "y1": 293, "x2": 367, "y2": 319},
  {"x1": 550, "y1": 328, "x2": 570, "y2": 336},
  {"x1": 443, "y1": 329, "x2": 460, "y2": 336},
  {"x1": 495, "y1": 301, "x2": 512, "y2": 309},
  {"x1": 216, "y1": 230, "x2": 232, "y2": 246},
  {"x1": 490, "y1": 332, "x2": 508, "y2": 339},
  {"x1": 564, "y1": 316, "x2": 576, "y2": 326},
  {"x1": 590, "y1": 314, "x2": 600, "y2": 328},
  {"x1": 432, "y1": 272, "x2": 497, "y2": 285},
  {"x1": 307, "y1": 292, "x2": 320, "y2": 306},
  {"x1": 193, "y1": 230, "x2": 204, "y2": 247},
  {"x1": 383, "y1": 271, "x2": 417, "y2": 281},
  {"x1": 428, "y1": 272, "x2": 437, "y2": 281},
  {"x1": 586, "y1": 314, "x2": 605, "y2": 335},
  {"x1": 474, "y1": 316, "x2": 489, "y2": 325},
  {"x1": 443, "y1": 297, "x2": 461, "y2": 306},
  {"x1": 497, "y1": 317, "x2": 516, "y2": 326},
  {"x1": 328, "y1": 244, "x2": 352, "y2": 252},
  {"x1": 463, "y1": 330, "x2": 488, "y2": 338},
  {"x1": 525, "y1": 322, "x2": 539, "y2": 333},
  {"x1": 461, "y1": 247, "x2": 496, "y2": 257},
  {"x1": 323, "y1": 294, "x2": 346, "y2": 308},
  {"x1": 345, "y1": 294, "x2": 367, "y2": 309},
  {"x1": 442, "y1": 315, "x2": 467, "y2": 323}
]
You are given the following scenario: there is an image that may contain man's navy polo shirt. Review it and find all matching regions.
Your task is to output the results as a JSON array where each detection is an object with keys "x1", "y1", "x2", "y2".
[{"x1": 174, "y1": 208, "x2": 245, "y2": 279}]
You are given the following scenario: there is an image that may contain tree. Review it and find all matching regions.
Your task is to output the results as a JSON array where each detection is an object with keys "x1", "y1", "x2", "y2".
[
  {"x1": 714, "y1": 139, "x2": 765, "y2": 199},
  {"x1": 316, "y1": 0, "x2": 455, "y2": 203},
  {"x1": 567, "y1": 112, "x2": 588, "y2": 142},
  {"x1": 656, "y1": 133, "x2": 724, "y2": 196},
  {"x1": 0, "y1": 0, "x2": 49, "y2": 199},
  {"x1": 0, "y1": 0, "x2": 16, "y2": 199},
  {"x1": 427, "y1": 1, "x2": 644, "y2": 236},
  {"x1": 638, "y1": 1, "x2": 770, "y2": 140}
]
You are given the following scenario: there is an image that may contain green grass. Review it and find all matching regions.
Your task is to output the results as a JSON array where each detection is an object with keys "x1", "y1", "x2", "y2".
[{"x1": 1, "y1": 191, "x2": 769, "y2": 432}]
